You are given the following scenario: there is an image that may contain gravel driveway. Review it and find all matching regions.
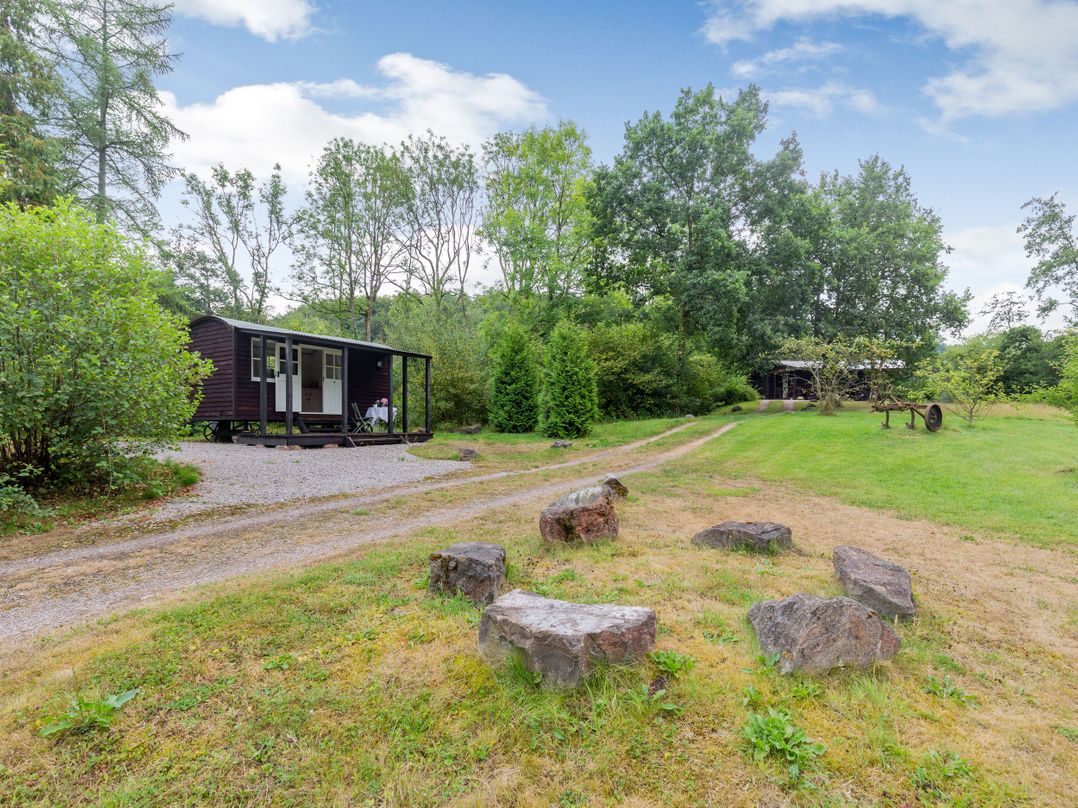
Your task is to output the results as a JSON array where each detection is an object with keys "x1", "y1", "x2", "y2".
[{"x1": 154, "y1": 441, "x2": 466, "y2": 519}]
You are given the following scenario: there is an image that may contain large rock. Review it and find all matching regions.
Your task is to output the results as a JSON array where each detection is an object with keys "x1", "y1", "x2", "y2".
[
  {"x1": 458, "y1": 447, "x2": 479, "y2": 461},
  {"x1": 748, "y1": 593, "x2": 900, "y2": 675},
  {"x1": 601, "y1": 474, "x2": 628, "y2": 499},
  {"x1": 691, "y1": 521, "x2": 792, "y2": 553},
  {"x1": 832, "y1": 546, "x2": 915, "y2": 619},
  {"x1": 429, "y1": 542, "x2": 506, "y2": 606},
  {"x1": 539, "y1": 484, "x2": 619, "y2": 544},
  {"x1": 478, "y1": 589, "x2": 656, "y2": 687}
]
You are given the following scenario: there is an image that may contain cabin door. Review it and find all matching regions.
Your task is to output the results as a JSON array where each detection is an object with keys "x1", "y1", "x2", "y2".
[
  {"x1": 323, "y1": 349, "x2": 343, "y2": 415},
  {"x1": 274, "y1": 343, "x2": 301, "y2": 412}
]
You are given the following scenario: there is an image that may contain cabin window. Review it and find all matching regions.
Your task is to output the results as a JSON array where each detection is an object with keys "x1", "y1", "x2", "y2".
[
  {"x1": 325, "y1": 350, "x2": 343, "y2": 381},
  {"x1": 250, "y1": 337, "x2": 277, "y2": 382}
]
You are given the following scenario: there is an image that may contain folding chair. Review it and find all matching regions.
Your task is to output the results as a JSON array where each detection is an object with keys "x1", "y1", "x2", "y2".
[{"x1": 351, "y1": 402, "x2": 374, "y2": 433}]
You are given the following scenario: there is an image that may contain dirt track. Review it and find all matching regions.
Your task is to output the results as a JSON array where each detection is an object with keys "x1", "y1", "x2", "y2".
[{"x1": 0, "y1": 422, "x2": 735, "y2": 644}]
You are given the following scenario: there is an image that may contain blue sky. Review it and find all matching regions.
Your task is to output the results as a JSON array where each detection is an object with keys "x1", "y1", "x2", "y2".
[{"x1": 163, "y1": 1, "x2": 1078, "y2": 332}]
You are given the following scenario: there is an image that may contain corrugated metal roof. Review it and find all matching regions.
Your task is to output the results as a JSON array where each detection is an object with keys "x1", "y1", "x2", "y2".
[
  {"x1": 777, "y1": 359, "x2": 905, "y2": 370},
  {"x1": 194, "y1": 315, "x2": 430, "y2": 358}
]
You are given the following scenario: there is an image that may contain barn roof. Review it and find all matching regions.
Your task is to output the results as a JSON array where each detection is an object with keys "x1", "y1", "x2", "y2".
[
  {"x1": 776, "y1": 359, "x2": 905, "y2": 370},
  {"x1": 191, "y1": 315, "x2": 431, "y2": 359}
]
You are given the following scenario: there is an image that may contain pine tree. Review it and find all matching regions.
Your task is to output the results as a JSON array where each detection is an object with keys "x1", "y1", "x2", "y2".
[
  {"x1": 489, "y1": 323, "x2": 539, "y2": 432},
  {"x1": 51, "y1": 0, "x2": 186, "y2": 231},
  {"x1": 539, "y1": 320, "x2": 599, "y2": 438}
]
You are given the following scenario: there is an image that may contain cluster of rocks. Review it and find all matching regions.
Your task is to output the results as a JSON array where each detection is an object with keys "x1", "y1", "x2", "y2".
[
  {"x1": 425, "y1": 472, "x2": 917, "y2": 686},
  {"x1": 691, "y1": 517, "x2": 915, "y2": 673}
]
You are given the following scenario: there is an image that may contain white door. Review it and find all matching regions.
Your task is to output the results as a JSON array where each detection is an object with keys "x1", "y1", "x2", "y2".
[
  {"x1": 274, "y1": 343, "x2": 302, "y2": 412},
  {"x1": 323, "y1": 350, "x2": 342, "y2": 415}
]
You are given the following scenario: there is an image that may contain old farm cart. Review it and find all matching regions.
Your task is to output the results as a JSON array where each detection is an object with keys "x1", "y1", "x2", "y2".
[
  {"x1": 871, "y1": 388, "x2": 944, "y2": 432},
  {"x1": 189, "y1": 316, "x2": 433, "y2": 447}
]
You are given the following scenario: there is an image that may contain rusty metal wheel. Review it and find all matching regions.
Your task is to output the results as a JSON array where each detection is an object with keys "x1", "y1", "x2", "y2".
[{"x1": 924, "y1": 403, "x2": 943, "y2": 432}]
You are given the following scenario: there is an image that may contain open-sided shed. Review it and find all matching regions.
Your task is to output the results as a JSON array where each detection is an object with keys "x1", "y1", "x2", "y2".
[{"x1": 189, "y1": 315, "x2": 432, "y2": 447}]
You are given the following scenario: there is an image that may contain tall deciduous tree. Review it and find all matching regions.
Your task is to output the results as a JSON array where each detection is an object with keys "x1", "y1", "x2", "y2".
[
  {"x1": 482, "y1": 122, "x2": 592, "y2": 301},
  {"x1": 1019, "y1": 193, "x2": 1078, "y2": 325},
  {"x1": 50, "y1": 0, "x2": 185, "y2": 230},
  {"x1": 399, "y1": 132, "x2": 480, "y2": 307},
  {"x1": 0, "y1": 0, "x2": 69, "y2": 206},
  {"x1": 174, "y1": 164, "x2": 291, "y2": 322},
  {"x1": 587, "y1": 85, "x2": 803, "y2": 363},
  {"x1": 291, "y1": 139, "x2": 410, "y2": 340},
  {"x1": 980, "y1": 291, "x2": 1030, "y2": 333},
  {"x1": 808, "y1": 156, "x2": 969, "y2": 356}
]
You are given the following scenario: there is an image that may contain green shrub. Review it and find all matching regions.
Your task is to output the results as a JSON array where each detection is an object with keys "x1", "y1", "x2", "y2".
[
  {"x1": 489, "y1": 322, "x2": 540, "y2": 432},
  {"x1": 0, "y1": 200, "x2": 213, "y2": 492},
  {"x1": 648, "y1": 649, "x2": 696, "y2": 677},
  {"x1": 586, "y1": 323, "x2": 679, "y2": 418},
  {"x1": 540, "y1": 320, "x2": 599, "y2": 438}
]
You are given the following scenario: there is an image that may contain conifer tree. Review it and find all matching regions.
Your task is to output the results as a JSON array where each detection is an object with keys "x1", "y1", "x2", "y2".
[
  {"x1": 539, "y1": 320, "x2": 599, "y2": 438},
  {"x1": 489, "y1": 323, "x2": 539, "y2": 433}
]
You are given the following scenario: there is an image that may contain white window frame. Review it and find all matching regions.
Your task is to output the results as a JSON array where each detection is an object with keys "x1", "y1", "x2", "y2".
[
  {"x1": 324, "y1": 349, "x2": 343, "y2": 381},
  {"x1": 250, "y1": 337, "x2": 278, "y2": 382}
]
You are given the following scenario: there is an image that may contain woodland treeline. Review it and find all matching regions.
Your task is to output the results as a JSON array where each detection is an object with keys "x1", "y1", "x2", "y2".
[{"x1": 2, "y1": 0, "x2": 1076, "y2": 434}]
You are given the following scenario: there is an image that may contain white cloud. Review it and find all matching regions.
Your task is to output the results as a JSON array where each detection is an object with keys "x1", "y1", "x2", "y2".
[
  {"x1": 173, "y1": 0, "x2": 316, "y2": 42},
  {"x1": 731, "y1": 37, "x2": 841, "y2": 78},
  {"x1": 768, "y1": 81, "x2": 881, "y2": 116},
  {"x1": 702, "y1": 1, "x2": 1078, "y2": 121},
  {"x1": 944, "y1": 223, "x2": 1068, "y2": 334},
  {"x1": 162, "y1": 53, "x2": 549, "y2": 183}
]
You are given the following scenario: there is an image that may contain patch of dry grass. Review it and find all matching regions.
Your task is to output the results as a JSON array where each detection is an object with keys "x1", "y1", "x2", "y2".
[{"x1": 2, "y1": 430, "x2": 1076, "y2": 805}]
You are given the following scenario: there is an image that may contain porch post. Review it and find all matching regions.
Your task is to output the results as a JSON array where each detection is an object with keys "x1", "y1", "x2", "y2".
[
  {"x1": 401, "y1": 357, "x2": 409, "y2": 434},
  {"x1": 340, "y1": 347, "x2": 349, "y2": 435},
  {"x1": 259, "y1": 335, "x2": 267, "y2": 435},
  {"x1": 424, "y1": 357, "x2": 431, "y2": 433},
  {"x1": 284, "y1": 336, "x2": 293, "y2": 436},
  {"x1": 386, "y1": 353, "x2": 394, "y2": 434}
]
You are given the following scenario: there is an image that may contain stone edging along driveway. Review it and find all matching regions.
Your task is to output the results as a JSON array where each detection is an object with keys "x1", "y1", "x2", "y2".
[{"x1": 0, "y1": 422, "x2": 737, "y2": 644}]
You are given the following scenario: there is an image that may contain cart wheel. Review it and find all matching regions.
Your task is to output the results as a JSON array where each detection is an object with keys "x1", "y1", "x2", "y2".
[
  {"x1": 202, "y1": 422, "x2": 216, "y2": 442},
  {"x1": 924, "y1": 403, "x2": 943, "y2": 432}
]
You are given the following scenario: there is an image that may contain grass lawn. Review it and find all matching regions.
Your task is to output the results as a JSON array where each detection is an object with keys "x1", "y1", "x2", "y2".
[
  {"x1": 1, "y1": 409, "x2": 1076, "y2": 805},
  {"x1": 409, "y1": 416, "x2": 689, "y2": 470},
  {"x1": 695, "y1": 402, "x2": 1078, "y2": 550}
]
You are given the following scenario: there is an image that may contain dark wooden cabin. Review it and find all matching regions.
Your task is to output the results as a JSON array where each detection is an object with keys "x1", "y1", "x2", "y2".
[
  {"x1": 189, "y1": 315, "x2": 433, "y2": 447},
  {"x1": 753, "y1": 359, "x2": 905, "y2": 401}
]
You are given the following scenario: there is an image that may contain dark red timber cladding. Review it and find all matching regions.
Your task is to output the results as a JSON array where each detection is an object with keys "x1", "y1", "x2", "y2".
[
  {"x1": 232, "y1": 334, "x2": 392, "y2": 421},
  {"x1": 190, "y1": 318, "x2": 236, "y2": 419}
]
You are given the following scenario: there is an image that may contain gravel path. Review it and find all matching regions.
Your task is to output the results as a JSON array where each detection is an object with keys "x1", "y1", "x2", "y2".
[
  {"x1": 152, "y1": 441, "x2": 466, "y2": 520},
  {"x1": 1, "y1": 422, "x2": 734, "y2": 643}
]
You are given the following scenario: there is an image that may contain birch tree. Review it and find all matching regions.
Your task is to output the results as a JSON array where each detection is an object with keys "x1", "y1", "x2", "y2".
[
  {"x1": 291, "y1": 139, "x2": 410, "y2": 340},
  {"x1": 174, "y1": 164, "x2": 290, "y2": 322},
  {"x1": 399, "y1": 132, "x2": 480, "y2": 306}
]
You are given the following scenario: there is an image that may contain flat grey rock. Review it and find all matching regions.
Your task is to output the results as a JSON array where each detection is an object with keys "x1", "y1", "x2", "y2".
[
  {"x1": 457, "y1": 447, "x2": 478, "y2": 461},
  {"x1": 457, "y1": 424, "x2": 482, "y2": 434},
  {"x1": 429, "y1": 542, "x2": 506, "y2": 606},
  {"x1": 748, "y1": 593, "x2": 900, "y2": 675},
  {"x1": 539, "y1": 484, "x2": 619, "y2": 544},
  {"x1": 692, "y1": 521, "x2": 792, "y2": 553},
  {"x1": 550, "y1": 440, "x2": 573, "y2": 449},
  {"x1": 833, "y1": 546, "x2": 915, "y2": 618},
  {"x1": 478, "y1": 589, "x2": 656, "y2": 687}
]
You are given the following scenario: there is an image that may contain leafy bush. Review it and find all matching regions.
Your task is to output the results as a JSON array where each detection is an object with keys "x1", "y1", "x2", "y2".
[
  {"x1": 39, "y1": 689, "x2": 139, "y2": 738},
  {"x1": 488, "y1": 322, "x2": 539, "y2": 432},
  {"x1": 383, "y1": 296, "x2": 489, "y2": 428},
  {"x1": 0, "y1": 200, "x2": 212, "y2": 492},
  {"x1": 917, "y1": 341, "x2": 1004, "y2": 425},
  {"x1": 743, "y1": 707, "x2": 826, "y2": 786},
  {"x1": 1047, "y1": 332, "x2": 1078, "y2": 423},
  {"x1": 0, "y1": 474, "x2": 43, "y2": 531},
  {"x1": 586, "y1": 323, "x2": 679, "y2": 418},
  {"x1": 540, "y1": 320, "x2": 599, "y2": 438}
]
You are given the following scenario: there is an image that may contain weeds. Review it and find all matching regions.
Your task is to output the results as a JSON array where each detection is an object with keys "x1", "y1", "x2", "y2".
[
  {"x1": 911, "y1": 750, "x2": 974, "y2": 799},
  {"x1": 742, "y1": 707, "x2": 825, "y2": 787},
  {"x1": 39, "y1": 689, "x2": 139, "y2": 738},
  {"x1": 924, "y1": 675, "x2": 975, "y2": 706},
  {"x1": 648, "y1": 649, "x2": 695, "y2": 677}
]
